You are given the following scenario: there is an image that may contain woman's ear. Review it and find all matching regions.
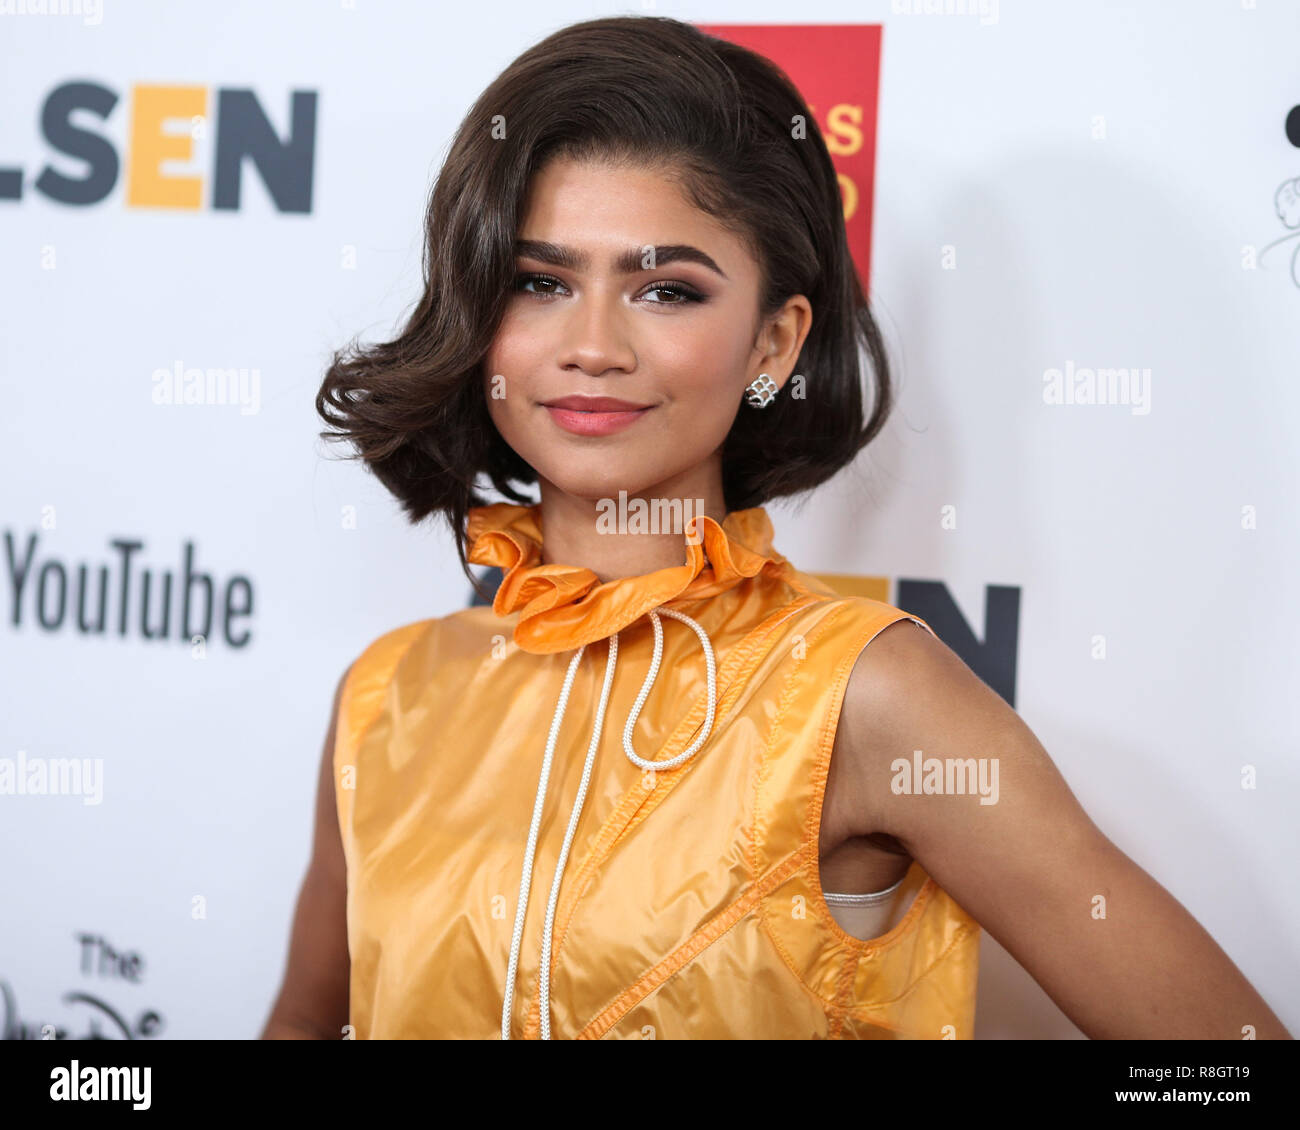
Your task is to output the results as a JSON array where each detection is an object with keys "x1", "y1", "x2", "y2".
[{"x1": 752, "y1": 295, "x2": 812, "y2": 392}]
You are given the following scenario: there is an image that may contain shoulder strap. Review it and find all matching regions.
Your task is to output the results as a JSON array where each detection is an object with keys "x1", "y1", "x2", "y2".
[
  {"x1": 336, "y1": 620, "x2": 432, "y2": 759},
  {"x1": 754, "y1": 594, "x2": 933, "y2": 872}
]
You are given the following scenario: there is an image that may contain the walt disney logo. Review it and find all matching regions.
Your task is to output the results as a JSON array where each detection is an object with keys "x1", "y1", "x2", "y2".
[{"x1": 0, "y1": 932, "x2": 164, "y2": 1040}]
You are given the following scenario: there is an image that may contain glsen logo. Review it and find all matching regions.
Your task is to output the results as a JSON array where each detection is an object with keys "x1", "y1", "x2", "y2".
[{"x1": 0, "y1": 82, "x2": 317, "y2": 212}]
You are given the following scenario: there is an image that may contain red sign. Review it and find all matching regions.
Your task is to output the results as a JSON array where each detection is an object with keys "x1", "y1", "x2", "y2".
[{"x1": 695, "y1": 24, "x2": 883, "y2": 293}]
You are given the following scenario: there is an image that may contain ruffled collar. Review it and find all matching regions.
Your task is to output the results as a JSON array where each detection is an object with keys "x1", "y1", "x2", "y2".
[{"x1": 465, "y1": 501, "x2": 795, "y2": 654}]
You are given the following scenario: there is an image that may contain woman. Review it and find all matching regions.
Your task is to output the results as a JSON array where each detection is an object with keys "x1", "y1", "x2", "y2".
[{"x1": 261, "y1": 15, "x2": 1291, "y2": 1040}]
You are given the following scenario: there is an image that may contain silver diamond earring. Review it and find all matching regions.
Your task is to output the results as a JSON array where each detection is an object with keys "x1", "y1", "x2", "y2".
[{"x1": 744, "y1": 373, "x2": 779, "y2": 408}]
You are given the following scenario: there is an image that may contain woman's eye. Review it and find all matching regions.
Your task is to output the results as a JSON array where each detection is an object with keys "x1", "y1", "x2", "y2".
[
  {"x1": 641, "y1": 283, "x2": 704, "y2": 305},
  {"x1": 512, "y1": 273, "x2": 704, "y2": 305},
  {"x1": 514, "y1": 272, "x2": 565, "y2": 296}
]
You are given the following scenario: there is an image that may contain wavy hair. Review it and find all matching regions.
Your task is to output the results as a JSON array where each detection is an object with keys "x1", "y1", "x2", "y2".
[{"x1": 316, "y1": 14, "x2": 894, "y2": 592}]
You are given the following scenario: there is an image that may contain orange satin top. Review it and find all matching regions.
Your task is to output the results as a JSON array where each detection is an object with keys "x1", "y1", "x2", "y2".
[{"x1": 333, "y1": 502, "x2": 981, "y2": 1039}]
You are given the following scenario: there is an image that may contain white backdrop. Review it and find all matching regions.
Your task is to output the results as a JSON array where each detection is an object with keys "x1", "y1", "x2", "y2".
[{"x1": 1, "y1": 0, "x2": 1296, "y2": 1040}]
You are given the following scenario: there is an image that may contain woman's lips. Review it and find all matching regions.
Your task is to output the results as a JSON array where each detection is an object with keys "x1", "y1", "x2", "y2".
[{"x1": 544, "y1": 404, "x2": 654, "y2": 436}]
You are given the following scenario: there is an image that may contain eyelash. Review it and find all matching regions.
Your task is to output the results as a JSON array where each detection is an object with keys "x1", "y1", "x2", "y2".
[{"x1": 512, "y1": 272, "x2": 706, "y2": 306}]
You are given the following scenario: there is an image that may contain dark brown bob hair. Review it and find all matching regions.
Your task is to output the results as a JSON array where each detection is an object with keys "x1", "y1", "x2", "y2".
[{"x1": 316, "y1": 14, "x2": 894, "y2": 590}]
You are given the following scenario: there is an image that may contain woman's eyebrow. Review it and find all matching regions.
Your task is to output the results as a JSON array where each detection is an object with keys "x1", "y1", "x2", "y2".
[{"x1": 514, "y1": 239, "x2": 728, "y2": 280}]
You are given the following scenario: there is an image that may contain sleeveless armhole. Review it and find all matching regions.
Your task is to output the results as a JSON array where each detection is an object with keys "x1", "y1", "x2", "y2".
[
  {"x1": 811, "y1": 610, "x2": 938, "y2": 948},
  {"x1": 333, "y1": 619, "x2": 435, "y2": 877},
  {"x1": 754, "y1": 596, "x2": 982, "y2": 1039}
]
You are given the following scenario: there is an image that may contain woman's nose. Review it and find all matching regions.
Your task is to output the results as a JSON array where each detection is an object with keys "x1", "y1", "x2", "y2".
[{"x1": 558, "y1": 287, "x2": 637, "y2": 372}]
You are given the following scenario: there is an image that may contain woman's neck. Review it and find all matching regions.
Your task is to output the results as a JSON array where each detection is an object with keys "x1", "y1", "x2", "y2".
[{"x1": 536, "y1": 473, "x2": 728, "y2": 583}]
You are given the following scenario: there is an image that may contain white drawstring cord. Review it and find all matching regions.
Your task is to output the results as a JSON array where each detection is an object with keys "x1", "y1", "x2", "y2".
[
  {"x1": 622, "y1": 607, "x2": 718, "y2": 771},
  {"x1": 500, "y1": 606, "x2": 718, "y2": 1040},
  {"x1": 536, "y1": 630, "x2": 619, "y2": 1041},
  {"x1": 500, "y1": 639, "x2": 611, "y2": 1041}
]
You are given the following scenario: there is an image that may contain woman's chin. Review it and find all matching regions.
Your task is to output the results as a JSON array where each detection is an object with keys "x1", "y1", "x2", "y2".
[{"x1": 539, "y1": 469, "x2": 666, "y2": 505}]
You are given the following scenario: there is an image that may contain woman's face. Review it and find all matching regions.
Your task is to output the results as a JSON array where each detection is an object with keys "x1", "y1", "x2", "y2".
[{"x1": 481, "y1": 156, "x2": 809, "y2": 510}]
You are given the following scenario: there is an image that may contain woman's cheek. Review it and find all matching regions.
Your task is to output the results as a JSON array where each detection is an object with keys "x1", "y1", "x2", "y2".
[{"x1": 693, "y1": 381, "x2": 742, "y2": 429}]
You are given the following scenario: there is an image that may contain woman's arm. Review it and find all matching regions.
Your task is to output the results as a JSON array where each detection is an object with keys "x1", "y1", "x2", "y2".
[
  {"x1": 833, "y1": 620, "x2": 1292, "y2": 1040},
  {"x1": 259, "y1": 665, "x2": 353, "y2": 1039}
]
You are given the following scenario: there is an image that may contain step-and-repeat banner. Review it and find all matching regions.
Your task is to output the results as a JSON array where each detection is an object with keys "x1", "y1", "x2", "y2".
[{"x1": 2, "y1": 1, "x2": 1296, "y2": 1040}]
